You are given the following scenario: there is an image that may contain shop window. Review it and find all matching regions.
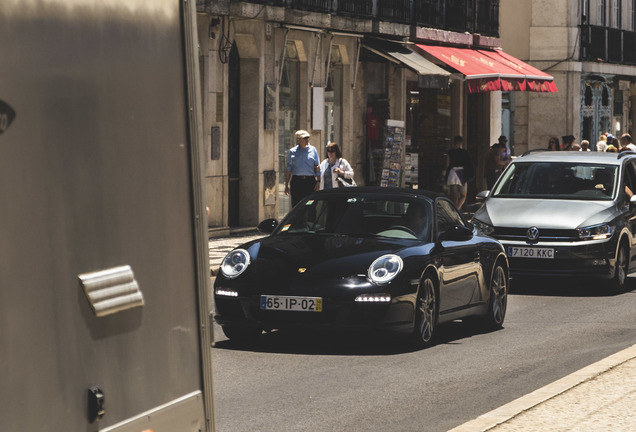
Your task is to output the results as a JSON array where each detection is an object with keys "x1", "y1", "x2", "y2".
[
  {"x1": 324, "y1": 46, "x2": 343, "y2": 149},
  {"x1": 405, "y1": 81, "x2": 451, "y2": 192},
  {"x1": 278, "y1": 41, "x2": 301, "y2": 219}
]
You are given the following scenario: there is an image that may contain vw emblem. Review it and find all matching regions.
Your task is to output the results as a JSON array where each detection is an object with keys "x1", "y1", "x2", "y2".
[{"x1": 527, "y1": 226, "x2": 540, "y2": 241}]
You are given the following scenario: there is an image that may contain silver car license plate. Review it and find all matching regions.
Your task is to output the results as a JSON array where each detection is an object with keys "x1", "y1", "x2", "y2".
[
  {"x1": 507, "y1": 246, "x2": 554, "y2": 259},
  {"x1": 260, "y1": 295, "x2": 323, "y2": 312}
]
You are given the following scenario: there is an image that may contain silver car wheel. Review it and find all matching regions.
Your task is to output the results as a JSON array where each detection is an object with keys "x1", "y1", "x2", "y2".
[{"x1": 613, "y1": 245, "x2": 628, "y2": 292}]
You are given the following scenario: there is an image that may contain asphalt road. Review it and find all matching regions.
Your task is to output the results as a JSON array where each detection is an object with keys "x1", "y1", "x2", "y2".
[{"x1": 211, "y1": 277, "x2": 636, "y2": 432}]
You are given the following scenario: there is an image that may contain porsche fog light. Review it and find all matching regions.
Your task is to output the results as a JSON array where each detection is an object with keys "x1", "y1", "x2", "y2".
[
  {"x1": 355, "y1": 294, "x2": 391, "y2": 303},
  {"x1": 368, "y1": 254, "x2": 403, "y2": 284},
  {"x1": 577, "y1": 224, "x2": 614, "y2": 240},
  {"x1": 215, "y1": 288, "x2": 239, "y2": 297},
  {"x1": 220, "y1": 249, "x2": 251, "y2": 279}
]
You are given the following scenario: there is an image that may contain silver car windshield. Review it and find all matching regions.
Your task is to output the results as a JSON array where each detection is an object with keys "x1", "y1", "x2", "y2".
[{"x1": 492, "y1": 162, "x2": 618, "y2": 200}]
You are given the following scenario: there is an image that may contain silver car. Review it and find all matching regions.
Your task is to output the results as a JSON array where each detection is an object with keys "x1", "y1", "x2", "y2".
[{"x1": 472, "y1": 151, "x2": 636, "y2": 291}]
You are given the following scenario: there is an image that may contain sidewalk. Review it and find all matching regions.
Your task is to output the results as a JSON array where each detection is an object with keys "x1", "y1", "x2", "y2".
[
  {"x1": 208, "y1": 232, "x2": 636, "y2": 431},
  {"x1": 450, "y1": 344, "x2": 636, "y2": 431}
]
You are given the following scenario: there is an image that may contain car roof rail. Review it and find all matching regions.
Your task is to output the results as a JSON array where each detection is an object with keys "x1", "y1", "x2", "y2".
[
  {"x1": 520, "y1": 148, "x2": 548, "y2": 157},
  {"x1": 617, "y1": 150, "x2": 636, "y2": 159}
]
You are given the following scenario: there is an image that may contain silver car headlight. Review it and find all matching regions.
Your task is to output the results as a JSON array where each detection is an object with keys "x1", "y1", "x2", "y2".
[
  {"x1": 577, "y1": 224, "x2": 615, "y2": 240},
  {"x1": 220, "y1": 248, "x2": 251, "y2": 279},
  {"x1": 472, "y1": 219, "x2": 494, "y2": 236},
  {"x1": 368, "y1": 254, "x2": 403, "y2": 285}
]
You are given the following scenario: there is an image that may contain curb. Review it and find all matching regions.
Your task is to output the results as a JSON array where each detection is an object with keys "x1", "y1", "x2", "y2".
[{"x1": 448, "y1": 343, "x2": 636, "y2": 432}]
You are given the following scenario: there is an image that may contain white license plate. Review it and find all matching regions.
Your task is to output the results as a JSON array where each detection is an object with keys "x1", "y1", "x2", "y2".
[
  {"x1": 508, "y1": 246, "x2": 554, "y2": 259},
  {"x1": 260, "y1": 295, "x2": 323, "y2": 312}
]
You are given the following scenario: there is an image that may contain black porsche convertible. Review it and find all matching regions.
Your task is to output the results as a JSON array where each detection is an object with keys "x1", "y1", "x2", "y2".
[{"x1": 214, "y1": 187, "x2": 509, "y2": 348}]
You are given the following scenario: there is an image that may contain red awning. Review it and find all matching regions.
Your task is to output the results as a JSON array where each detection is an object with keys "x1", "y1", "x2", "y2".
[{"x1": 416, "y1": 45, "x2": 557, "y2": 93}]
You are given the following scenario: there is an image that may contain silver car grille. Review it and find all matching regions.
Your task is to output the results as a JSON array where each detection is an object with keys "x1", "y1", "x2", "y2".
[{"x1": 491, "y1": 227, "x2": 579, "y2": 242}]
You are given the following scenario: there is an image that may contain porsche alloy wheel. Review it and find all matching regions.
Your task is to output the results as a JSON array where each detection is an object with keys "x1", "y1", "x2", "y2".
[
  {"x1": 483, "y1": 263, "x2": 507, "y2": 329},
  {"x1": 412, "y1": 277, "x2": 437, "y2": 348}
]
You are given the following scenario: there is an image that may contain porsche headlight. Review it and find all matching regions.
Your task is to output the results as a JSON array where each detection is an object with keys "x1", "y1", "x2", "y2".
[
  {"x1": 472, "y1": 219, "x2": 494, "y2": 236},
  {"x1": 368, "y1": 254, "x2": 403, "y2": 285},
  {"x1": 577, "y1": 224, "x2": 615, "y2": 240},
  {"x1": 220, "y1": 249, "x2": 251, "y2": 279}
]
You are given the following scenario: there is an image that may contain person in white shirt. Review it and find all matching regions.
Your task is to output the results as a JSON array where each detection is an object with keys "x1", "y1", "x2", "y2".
[
  {"x1": 619, "y1": 133, "x2": 636, "y2": 152},
  {"x1": 596, "y1": 134, "x2": 608, "y2": 152},
  {"x1": 580, "y1": 140, "x2": 591, "y2": 151},
  {"x1": 319, "y1": 142, "x2": 355, "y2": 189}
]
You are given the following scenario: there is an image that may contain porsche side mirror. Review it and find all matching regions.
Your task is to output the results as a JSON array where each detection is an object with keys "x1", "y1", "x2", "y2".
[
  {"x1": 257, "y1": 218, "x2": 279, "y2": 234},
  {"x1": 438, "y1": 225, "x2": 474, "y2": 242}
]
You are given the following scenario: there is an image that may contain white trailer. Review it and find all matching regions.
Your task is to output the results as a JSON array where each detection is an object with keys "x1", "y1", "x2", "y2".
[{"x1": 0, "y1": 0, "x2": 214, "y2": 430}]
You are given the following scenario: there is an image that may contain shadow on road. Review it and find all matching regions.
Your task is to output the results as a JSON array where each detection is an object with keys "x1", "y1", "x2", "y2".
[
  {"x1": 509, "y1": 276, "x2": 636, "y2": 297},
  {"x1": 213, "y1": 320, "x2": 503, "y2": 356}
]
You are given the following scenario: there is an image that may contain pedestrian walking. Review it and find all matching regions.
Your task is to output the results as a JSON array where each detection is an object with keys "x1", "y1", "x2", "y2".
[
  {"x1": 484, "y1": 143, "x2": 508, "y2": 190},
  {"x1": 285, "y1": 130, "x2": 320, "y2": 207},
  {"x1": 445, "y1": 135, "x2": 474, "y2": 210},
  {"x1": 547, "y1": 136, "x2": 560, "y2": 151},
  {"x1": 318, "y1": 142, "x2": 355, "y2": 189}
]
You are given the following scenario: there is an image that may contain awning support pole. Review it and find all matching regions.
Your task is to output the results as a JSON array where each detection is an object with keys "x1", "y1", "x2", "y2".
[
  {"x1": 352, "y1": 38, "x2": 361, "y2": 89},
  {"x1": 310, "y1": 32, "x2": 323, "y2": 88},
  {"x1": 323, "y1": 34, "x2": 334, "y2": 87}
]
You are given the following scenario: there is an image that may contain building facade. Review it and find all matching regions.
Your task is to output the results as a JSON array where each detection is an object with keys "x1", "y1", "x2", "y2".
[
  {"x1": 501, "y1": 0, "x2": 636, "y2": 153},
  {"x1": 197, "y1": 0, "x2": 555, "y2": 234}
]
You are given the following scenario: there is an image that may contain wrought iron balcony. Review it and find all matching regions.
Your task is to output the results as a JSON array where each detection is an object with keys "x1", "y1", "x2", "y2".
[
  {"x1": 288, "y1": 0, "x2": 332, "y2": 12},
  {"x1": 580, "y1": 24, "x2": 636, "y2": 66},
  {"x1": 414, "y1": 0, "x2": 499, "y2": 37},
  {"x1": 221, "y1": 0, "x2": 499, "y2": 36},
  {"x1": 338, "y1": 0, "x2": 373, "y2": 17},
  {"x1": 378, "y1": 0, "x2": 411, "y2": 24}
]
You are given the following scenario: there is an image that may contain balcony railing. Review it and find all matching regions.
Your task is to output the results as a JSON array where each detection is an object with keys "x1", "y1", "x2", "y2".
[
  {"x1": 414, "y1": 0, "x2": 499, "y2": 37},
  {"x1": 378, "y1": 0, "x2": 411, "y2": 24},
  {"x1": 224, "y1": 0, "x2": 499, "y2": 37},
  {"x1": 288, "y1": 0, "x2": 332, "y2": 12},
  {"x1": 338, "y1": 0, "x2": 373, "y2": 16},
  {"x1": 580, "y1": 24, "x2": 636, "y2": 65}
]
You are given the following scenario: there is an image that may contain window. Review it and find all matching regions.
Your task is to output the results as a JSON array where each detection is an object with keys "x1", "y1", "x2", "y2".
[
  {"x1": 612, "y1": 0, "x2": 622, "y2": 28},
  {"x1": 436, "y1": 200, "x2": 465, "y2": 235},
  {"x1": 492, "y1": 162, "x2": 618, "y2": 200},
  {"x1": 583, "y1": 0, "x2": 590, "y2": 23},
  {"x1": 277, "y1": 195, "x2": 433, "y2": 240},
  {"x1": 278, "y1": 41, "x2": 301, "y2": 219},
  {"x1": 599, "y1": 0, "x2": 607, "y2": 26},
  {"x1": 622, "y1": 161, "x2": 636, "y2": 205},
  {"x1": 324, "y1": 45, "x2": 343, "y2": 149},
  {"x1": 632, "y1": 0, "x2": 636, "y2": 30}
]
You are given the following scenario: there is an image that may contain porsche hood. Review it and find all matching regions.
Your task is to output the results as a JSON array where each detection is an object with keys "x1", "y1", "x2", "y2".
[{"x1": 238, "y1": 234, "x2": 425, "y2": 281}]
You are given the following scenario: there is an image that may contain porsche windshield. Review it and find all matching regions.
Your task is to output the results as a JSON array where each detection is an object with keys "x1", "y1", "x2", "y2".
[
  {"x1": 275, "y1": 196, "x2": 433, "y2": 241},
  {"x1": 492, "y1": 162, "x2": 618, "y2": 200}
]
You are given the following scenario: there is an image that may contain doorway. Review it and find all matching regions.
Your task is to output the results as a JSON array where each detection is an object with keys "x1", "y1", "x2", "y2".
[
  {"x1": 278, "y1": 41, "x2": 300, "y2": 220},
  {"x1": 228, "y1": 42, "x2": 240, "y2": 226}
]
